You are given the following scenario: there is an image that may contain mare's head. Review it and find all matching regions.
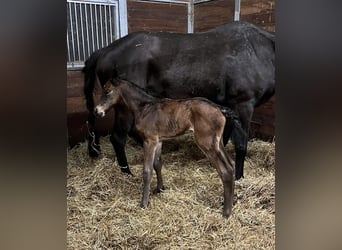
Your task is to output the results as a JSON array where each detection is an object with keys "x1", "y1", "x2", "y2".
[{"x1": 94, "y1": 81, "x2": 120, "y2": 117}]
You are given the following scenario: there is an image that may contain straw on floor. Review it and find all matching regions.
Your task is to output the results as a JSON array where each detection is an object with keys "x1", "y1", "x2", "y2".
[{"x1": 67, "y1": 134, "x2": 275, "y2": 249}]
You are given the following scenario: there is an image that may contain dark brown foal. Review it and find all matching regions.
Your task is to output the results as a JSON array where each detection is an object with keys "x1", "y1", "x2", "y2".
[{"x1": 95, "y1": 79, "x2": 238, "y2": 218}]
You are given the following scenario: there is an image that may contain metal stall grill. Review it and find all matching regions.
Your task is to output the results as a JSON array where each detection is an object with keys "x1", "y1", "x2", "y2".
[{"x1": 67, "y1": 0, "x2": 120, "y2": 69}]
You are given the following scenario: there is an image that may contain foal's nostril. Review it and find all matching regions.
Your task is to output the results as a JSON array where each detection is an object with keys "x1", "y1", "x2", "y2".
[{"x1": 94, "y1": 107, "x2": 105, "y2": 117}]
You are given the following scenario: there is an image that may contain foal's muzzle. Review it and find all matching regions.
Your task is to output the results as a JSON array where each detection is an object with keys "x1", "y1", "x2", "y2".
[{"x1": 94, "y1": 106, "x2": 106, "y2": 118}]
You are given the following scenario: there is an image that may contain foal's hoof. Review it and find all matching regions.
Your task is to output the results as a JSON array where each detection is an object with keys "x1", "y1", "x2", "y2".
[
  {"x1": 223, "y1": 211, "x2": 232, "y2": 219},
  {"x1": 140, "y1": 202, "x2": 149, "y2": 209},
  {"x1": 153, "y1": 186, "x2": 166, "y2": 194}
]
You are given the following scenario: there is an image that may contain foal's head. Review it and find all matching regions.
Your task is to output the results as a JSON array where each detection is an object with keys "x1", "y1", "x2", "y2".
[{"x1": 94, "y1": 81, "x2": 120, "y2": 117}]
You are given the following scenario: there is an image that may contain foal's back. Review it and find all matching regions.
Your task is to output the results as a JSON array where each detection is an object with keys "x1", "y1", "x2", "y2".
[{"x1": 136, "y1": 98, "x2": 226, "y2": 141}]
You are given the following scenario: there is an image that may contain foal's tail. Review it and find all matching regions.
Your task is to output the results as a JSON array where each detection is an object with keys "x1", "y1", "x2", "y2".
[{"x1": 83, "y1": 50, "x2": 102, "y2": 157}]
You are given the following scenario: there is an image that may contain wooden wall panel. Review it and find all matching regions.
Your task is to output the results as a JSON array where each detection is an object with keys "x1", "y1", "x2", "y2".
[
  {"x1": 194, "y1": 0, "x2": 234, "y2": 32},
  {"x1": 67, "y1": 70, "x2": 102, "y2": 114},
  {"x1": 240, "y1": 0, "x2": 275, "y2": 32},
  {"x1": 250, "y1": 96, "x2": 275, "y2": 141},
  {"x1": 127, "y1": 1, "x2": 188, "y2": 33},
  {"x1": 67, "y1": 70, "x2": 114, "y2": 147}
]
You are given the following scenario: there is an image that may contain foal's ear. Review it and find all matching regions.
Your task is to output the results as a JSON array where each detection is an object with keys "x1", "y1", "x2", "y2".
[
  {"x1": 110, "y1": 75, "x2": 120, "y2": 86},
  {"x1": 104, "y1": 82, "x2": 112, "y2": 89}
]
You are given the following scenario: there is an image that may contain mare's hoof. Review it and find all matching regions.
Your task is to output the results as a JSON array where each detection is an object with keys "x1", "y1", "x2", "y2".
[
  {"x1": 88, "y1": 142, "x2": 101, "y2": 158},
  {"x1": 120, "y1": 166, "x2": 133, "y2": 176},
  {"x1": 88, "y1": 148, "x2": 100, "y2": 158},
  {"x1": 235, "y1": 173, "x2": 244, "y2": 180}
]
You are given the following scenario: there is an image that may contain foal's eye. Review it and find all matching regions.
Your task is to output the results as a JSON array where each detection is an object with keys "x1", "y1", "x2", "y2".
[{"x1": 104, "y1": 89, "x2": 112, "y2": 95}]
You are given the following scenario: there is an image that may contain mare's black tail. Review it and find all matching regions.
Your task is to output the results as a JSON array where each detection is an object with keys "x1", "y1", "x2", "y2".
[
  {"x1": 220, "y1": 107, "x2": 246, "y2": 146},
  {"x1": 83, "y1": 50, "x2": 102, "y2": 157},
  {"x1": 258, "y1": 28, "x2": 275, "y2": 50}
]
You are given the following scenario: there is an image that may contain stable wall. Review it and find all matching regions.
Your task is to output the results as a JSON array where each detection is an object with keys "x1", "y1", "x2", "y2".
[
  {"x1": 127, "y1": 0, "x2": 188, "y2": 33},
  {"x1": 67, "y1": 0, "x2": 276, "y2": 146}
]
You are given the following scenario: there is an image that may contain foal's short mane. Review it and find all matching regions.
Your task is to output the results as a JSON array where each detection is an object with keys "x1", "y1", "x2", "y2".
[
  {"x1": 113, "y1": 78, "x2": 239, "y2": 121},
  {"x1": 113, "y1": 78, "x2": 165, "y2": 100}
]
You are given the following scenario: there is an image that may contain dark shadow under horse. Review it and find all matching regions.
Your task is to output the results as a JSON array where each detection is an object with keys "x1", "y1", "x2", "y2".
[{"x1": 83, "y1": 21, "x2": 275, "y2": 180}]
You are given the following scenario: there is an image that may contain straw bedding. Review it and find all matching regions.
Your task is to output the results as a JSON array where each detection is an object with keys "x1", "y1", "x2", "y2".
[{"x1": 67, "y1": 134, "x2": 275, "y2": 249}]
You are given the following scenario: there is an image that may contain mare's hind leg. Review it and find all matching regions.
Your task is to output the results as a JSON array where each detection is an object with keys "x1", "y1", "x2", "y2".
[
  {"x1": 110, "y1": 108, "x2": 134, "y2": 175},
  {"x1": 233, "y1": 102, "x2": 253, "y2": 180},
  {"x1": 194, "y1": 135, "x2": 234, "y2": 218},
  {"x1": 153, "y1": 142, "x2": 164, "y2": 194},
  {"x1": 141, "y1": 139, "x2": 158, "y2": 208}
]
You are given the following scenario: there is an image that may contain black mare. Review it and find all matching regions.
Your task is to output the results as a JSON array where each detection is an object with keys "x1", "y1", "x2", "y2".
[{"x1": 83, "y1": 21, "x2": 275, "y2": 180}]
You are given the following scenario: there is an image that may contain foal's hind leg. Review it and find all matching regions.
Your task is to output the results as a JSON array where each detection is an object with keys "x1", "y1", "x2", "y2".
[
  {"x1": 211, "y1": 148, "x2": 234, "y2": 218},
  {"x1": 153, "y1": 142, "x2": 165, "y2": 194},
  {"x1": 194, "y1": 135, "x2": 234, "y2": 218}
]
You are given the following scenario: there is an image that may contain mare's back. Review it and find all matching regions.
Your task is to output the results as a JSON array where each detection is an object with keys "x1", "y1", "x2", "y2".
[{"x1": 99, "y1": 21, "x2": 275, "y2": 106}]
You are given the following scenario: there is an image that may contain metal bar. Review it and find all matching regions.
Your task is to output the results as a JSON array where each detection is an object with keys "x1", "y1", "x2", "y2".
[
  {"x1": 130, "y1": 0, "x2": 188, "y2": 5},
  {"x1": 193, "y1": 0, "x2": 212, "y2": 4},
  {"x1": 115, "y1": 4, "x2": 120, "y2": 39},
  {"x1": 100, "y1": 4, "x2": 104, "y2": 48},
  {"x1": 95, "y1": 4, "x2": 100, "y2": 49},
  {"x1": 67, "y1": 29, "x2": 71, "y2": 62},
  {"x1": 69, "y1": 2, "x2": 76, "y2": 62},
  {"x1": 80, "y1": 3, "x2": 86, "y2": 60},
  {"x1": 74, "y1": 3, "x2": 81, "y2": 61},
  {"x1": 68, "y1": 0, "x2": 116, "y2": 4},
  {"x1": 234, "y1": 0, "x2": 241, "y2": 21},
  {"x1": 67, "y1": 0, "x2": 122, "y2": 68},
  {"x1": 187, "y1": 2, "x2": 194, "y2": 33},
  {"x1": 90, "y1": 3, "x2": 95, "y2": 51},
  {"x1": 104, "y1": 5, "x2": 108, "y2": 45},
  {"x1": 118, "y1": 0, "x2": 128, "y2": 37},
  {"x1": 85, "y1": 3, "x2": 91, "y2": 57},
  {"x1": 109, "y1": 4, "x2": 113, "y2": 42}
]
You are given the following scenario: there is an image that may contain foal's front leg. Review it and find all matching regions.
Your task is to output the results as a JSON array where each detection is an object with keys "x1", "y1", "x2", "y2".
[{"x1": 141, "y1": 139, "x2": 158, "y2": 208}]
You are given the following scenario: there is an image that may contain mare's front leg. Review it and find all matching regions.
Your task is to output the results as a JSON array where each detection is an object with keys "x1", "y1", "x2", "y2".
[
  {"x1": 141, "y1": 139, "x2": 158, "y2": 208},
  {"x1": 232, "y1": 102, "x2": 253, "y2": 180},
  {"x1": 87, "y1": 114, "x2": 101, "y2": 157},
  {"x1": 110, "y1": 108, "x2": 134, "y2": 175}
]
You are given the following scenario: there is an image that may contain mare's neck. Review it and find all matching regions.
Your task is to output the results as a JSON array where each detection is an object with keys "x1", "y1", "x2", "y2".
[{"x1": 118, "y1": 81, "x2": 158, "y2": 114}]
